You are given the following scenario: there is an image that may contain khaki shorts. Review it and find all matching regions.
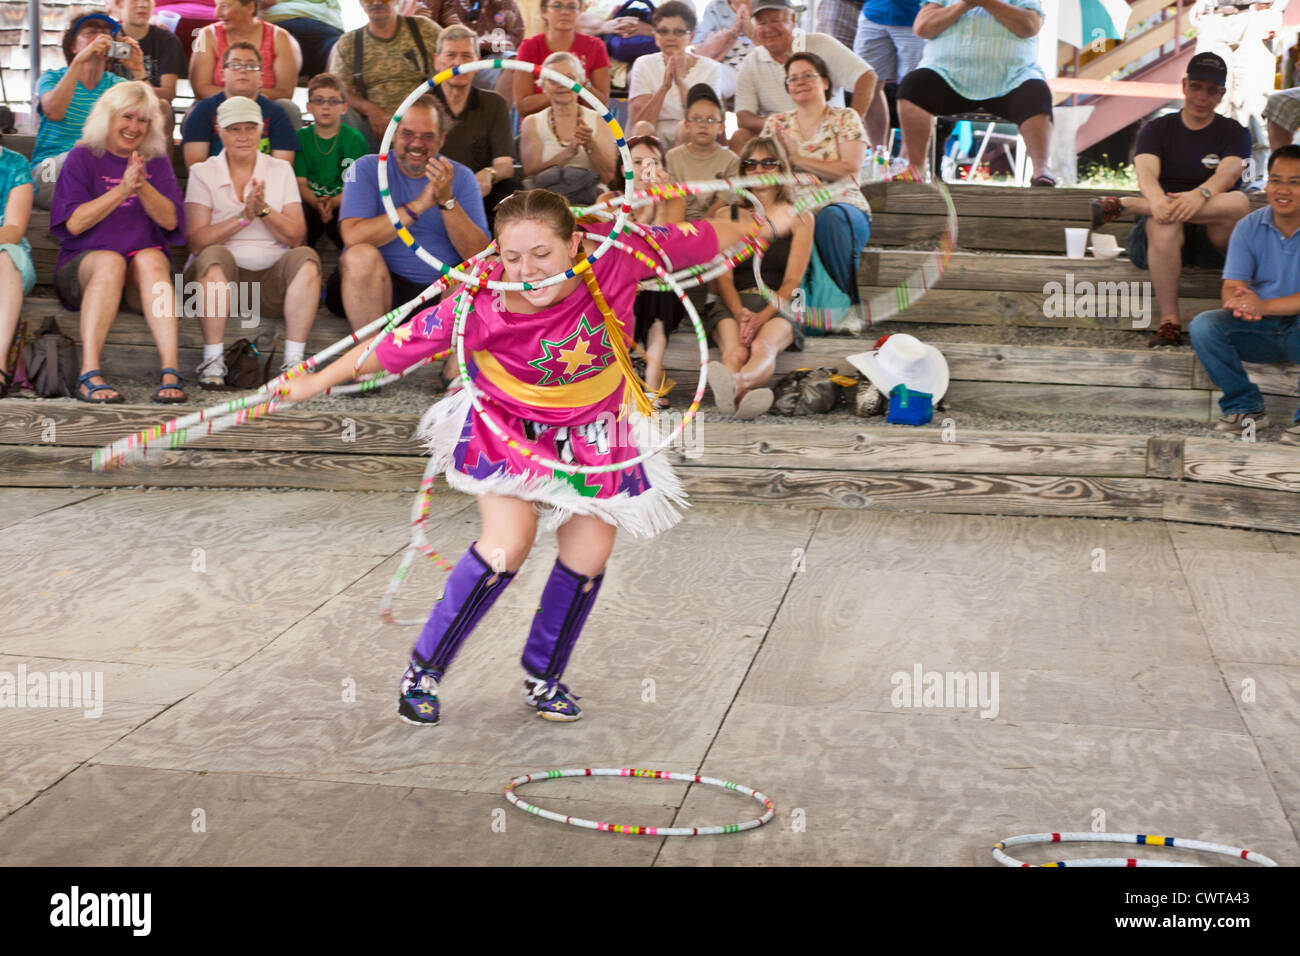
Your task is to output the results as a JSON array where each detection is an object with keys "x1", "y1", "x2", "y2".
[
  {"x1": 184, "y1": 245, "x2": 321, "y2": 321},
  {"x1": 702, "y1": 290, "x2": 805, "y2": 352}
]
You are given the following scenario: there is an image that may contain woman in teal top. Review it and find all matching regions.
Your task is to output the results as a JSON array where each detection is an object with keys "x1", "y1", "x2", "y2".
[{"x1": 0, "y1": 144, "x2": 35, "y2": 397}]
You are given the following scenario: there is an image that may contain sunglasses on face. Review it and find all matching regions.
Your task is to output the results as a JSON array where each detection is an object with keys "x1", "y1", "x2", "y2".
[{"x1": 741, "y1": 158, "x2": 781, "y2": 171}]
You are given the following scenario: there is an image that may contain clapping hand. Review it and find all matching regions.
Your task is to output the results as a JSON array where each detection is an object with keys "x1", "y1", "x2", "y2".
[
  {"x1": 242, "y1": 179, "x2": 266, "y2": 222},
  {"x1": 421, "y1": 157, "x2": 456, "y2": 207},
  {"x1": 120, "y1": 151, "x2": 149, "y2": 193},
  {"x1": 573, "y1": 115, "x2": 594, "y2": 151}
]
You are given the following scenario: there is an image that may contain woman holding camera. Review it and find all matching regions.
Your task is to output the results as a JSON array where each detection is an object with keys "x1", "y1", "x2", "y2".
[{"x1": 32, "y1": 13, "x2": 146, "y2": 209}]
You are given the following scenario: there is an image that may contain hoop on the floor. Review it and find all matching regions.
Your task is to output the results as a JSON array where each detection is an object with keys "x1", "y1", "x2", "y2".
[
  {"x1": 505, "y1": 768, "x2": 775, "y2": 836},
  {"x1": 377, "y1": 58, "x2": 634, "y2": 291},
  {"x1": 992, "y1": 832, "x2": 1279, "y2": 867}
]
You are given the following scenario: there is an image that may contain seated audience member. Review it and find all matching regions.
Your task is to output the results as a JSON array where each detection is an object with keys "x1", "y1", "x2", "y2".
[
  {"x1": 154, "y1": 0, "x2": 219, "y2": 60},
  {"x1": 48, "y1": 83, "x2": 187, "y2": 404},
  {"x1": 1092, "y1": 53, "x2": 1252, "y2": 348},
  {"x1": 514, "y1": 1, "x2": 610, "y2": 119},
  {"x1": 705, "y1": 136, "x2": 813, "y2": 419},
  {"x1": 413, "y1": 0, "x2": 525, "y2": 98},
  {"x1": 762, "y1": 53, "x2": 872, "y2": 309},
  {"x1": 431, "y1": 25, "x2": 519, "y2": 211},
  {"x1": 329, "y1": 97, "x2": 489, "y2": 330},
  {"x1": 629, "y1": 1, "x2": 737, "y2": 146},
  {"x1": 295, "y1": 73, "x2": 369, "y2": 250},
  {"x1": 854, "y1": 1, "x2": 924, "y2": 145},
  {"x1": 182, "y1": 42, "x2": 300, "y2": 168},
  {"x1": 665, "y1": 84, "x2": 739, "y2": 222},
  {"x1": 259, "y1": 0, "x2": 345, "y2": 77},
  {"x1": 107, "y1": 0, "x2": 186, "y2": 141},
  {"x1": 1189, "y1": 144, "x2": 1300, "y2": 444},
  {"x1": 694, "y1": 0, "x2": 756, "y2": 72},
  {"x1": 185, "y1": 96, "x2": 321, "y2": 385},
  {"x1": 610, "y1": 135, "x2": 686, "y2": 407},
  {"x1": 191, "y1": 0, "x2": 301, "y2": 109},
  {"x1": 733, "y1": 0, "x2": 876, "y2": 153},
  {"x1": 31, "y1": 13, "x2": 141, "y2": 209},
  {"x1": 0, "y1": 136, "x2": 35, "y2": 397},
  {"x1": 897, "y1": 0, "x2": 1054, "y2": 184},
  {"x1": 334, "y1": 0, "x2": 443, "y2": 148},
  {"x1": 520, "y1": 52, "x2": 617, "y2": 197}
]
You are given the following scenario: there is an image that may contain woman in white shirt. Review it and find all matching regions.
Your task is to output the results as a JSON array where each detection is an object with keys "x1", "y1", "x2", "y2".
[
  {"x1": 520, "y1": 51, "x2": 617, "y2": 185},
  {"x1": 628, "y1": 1, "x2": 736, "y2": 146}
]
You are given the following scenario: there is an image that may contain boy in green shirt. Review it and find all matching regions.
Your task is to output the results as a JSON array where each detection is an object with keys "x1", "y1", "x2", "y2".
[{"x1": 294, "y1": 73, "x2": 370, "y2": 250}]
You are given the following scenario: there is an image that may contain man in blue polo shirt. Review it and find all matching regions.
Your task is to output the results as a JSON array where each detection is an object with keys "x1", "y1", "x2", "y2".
[
  {"x1": 181, "y1": 42, "x2": 299, "y2": 169},
  {"x1": 1188, "y1": 144, "x2": 1300, "y2": 445},
  {"x1": 328, "y1": 96, "x2": 489, "y2": 330}
]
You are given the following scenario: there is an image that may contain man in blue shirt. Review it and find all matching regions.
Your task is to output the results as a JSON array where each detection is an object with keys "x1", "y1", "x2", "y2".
[
  {"x1": 1188, "y1": 144, "x2": 1300, "y2": 445},
  {"x1": 328, "y1": 96, "x2": 489, "y2": 330},
  {"x1": 181, "y1": 42, "x2": 299, "y2": 169}
]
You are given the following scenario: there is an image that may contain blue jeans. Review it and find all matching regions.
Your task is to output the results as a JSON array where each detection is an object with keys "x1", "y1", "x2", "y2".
[
  {"x1": 1188, "y1": 309, "x2": 1300, "y2": 421},
  {"x1": 276, "y1": 17, "x2": 342, "y2": 77},
  {"x1": 813, "y1": 203, "x2": 872, "y2": 300}
]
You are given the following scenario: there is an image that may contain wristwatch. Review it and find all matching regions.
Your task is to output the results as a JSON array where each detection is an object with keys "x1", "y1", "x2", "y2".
[
  {"x1": 1198, "y1": 187, "x2": 1212, "y2": 200},
  {"x1": 439, "y1": 197, "x2": 457, "y2": 211},
  {"x1": 257, "y1": 205, "x2": 271, "y2": 218}
]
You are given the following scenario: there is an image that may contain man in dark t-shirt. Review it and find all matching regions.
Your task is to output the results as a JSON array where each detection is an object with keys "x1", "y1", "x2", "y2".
[
  {"x1": 181, "y1": 42, "x2": 299, "y2": 168},
  {"x1": 107, "y1": 0, "x2": 186, "y2": 138},
  {"x1": 1091, "y1": 53, "x2": 1253, "y2": 348}
]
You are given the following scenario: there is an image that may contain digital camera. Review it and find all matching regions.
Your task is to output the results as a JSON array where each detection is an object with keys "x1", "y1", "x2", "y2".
[{"x1": 107, "y1": 40, "x2": 132, "y2": 60}]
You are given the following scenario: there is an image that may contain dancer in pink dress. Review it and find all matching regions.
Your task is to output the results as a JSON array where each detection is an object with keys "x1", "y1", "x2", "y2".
[{"x1": 282, "y1": 188, "x2": 795, "y2": 725}]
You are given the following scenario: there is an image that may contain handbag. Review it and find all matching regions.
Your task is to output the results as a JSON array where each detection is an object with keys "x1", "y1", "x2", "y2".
[
  {"x1": 605, "y1": 1, "x2": 659, "y2": 63},
  {"x1": 21, "y1": 316, "x2": 80, "y2": 398},
  {"x1": 220, "y1": 335, "x2": 278, "y2": 391},
  {"x1": 799, "y1": 210, "x2": 856, "y2": 337}
]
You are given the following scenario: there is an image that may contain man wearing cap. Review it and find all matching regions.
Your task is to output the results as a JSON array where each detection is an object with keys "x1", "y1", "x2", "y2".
[
  {"x1": 1188, "y1": 143, "x2": 1300, "y2": 445},
  {"x1": 31, "y1": 13, "x2": 146, "y2": 209},
  {"x1": 732, "y1": 0, "x2": 878, "y2": 152},
  {"x1": 896, "y1": 0, "x2": 1054, "y2": 185},
  {"x1": 328, "y1": 96, "x2": 489, "y2": 333},
  {"x1": 181, "y1": 41, "x2": 299, "y2": 169},
  {"x1": 184, "y1": 96, "x2": 322, "y2": 386},
  {"x1": 1092, "y1": 52, "x2": 1253, "y2": 349}
]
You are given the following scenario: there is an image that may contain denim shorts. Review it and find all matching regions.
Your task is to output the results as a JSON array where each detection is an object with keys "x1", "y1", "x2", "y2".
[{"x1": 1127, "y1": 215, "x2": 1227, "y2": 271}]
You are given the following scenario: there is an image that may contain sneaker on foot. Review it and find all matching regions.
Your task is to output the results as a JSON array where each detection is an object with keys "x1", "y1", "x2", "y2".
[
  {"x1": 523, "y1": 676, "x2": 582, "y2": 722},
  {"x1": 1214, "y1": 410, "x2": 1270, "y2": 432},
  {"x1": 1280, "y1": 423, "x2": 1300, "y2": 445},
  {"x1": 1091, "y1": 196, "x2": 1124, "y2": 229},
  {"x1": 196, "y1": 354, "x2": 227, "y2": 388},
  {"x1": 1148, "y1": 321, "x2": 1183, "y2": 348},
  {"x1": 398, "y1": 664, "x2": 441, "y2": 725}
]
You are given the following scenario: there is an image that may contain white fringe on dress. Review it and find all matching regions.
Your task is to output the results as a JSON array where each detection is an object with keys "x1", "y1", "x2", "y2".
[{"x1": 415, "y1": 388, "x2": 689, "y2": 538}]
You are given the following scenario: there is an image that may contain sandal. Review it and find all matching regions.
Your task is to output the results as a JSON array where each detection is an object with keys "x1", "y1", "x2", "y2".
[
  {"x1": 1030, "y1": 173, "x2": 1057, "y2": 187},
  {"x1": 74, "y1": 369, "x2": 124, "y2": 404},
  {"x1": 1149, "y1": 321, "x2": 1183, "y2": 348},
  {"x1": 153, "y1": 367, "x2": 187, "y2": 404}
]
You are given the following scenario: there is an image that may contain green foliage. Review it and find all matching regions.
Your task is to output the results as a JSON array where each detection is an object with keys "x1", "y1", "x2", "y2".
[{"x1": 1076, "y1": 155, "x2": 1138, "y2": 190}]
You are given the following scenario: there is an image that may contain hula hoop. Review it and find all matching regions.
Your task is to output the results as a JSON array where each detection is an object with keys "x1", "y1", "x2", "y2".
[
  {"x1": 992, "y1": 832, "x2": 1279, "y2": 867},
  {"x1": 377, "y1": 58, "x2": 634, "y2": 291},
  {"x1": 505, "y1": 768, "x2": 775, "y2": 836},
  {"x1": 447, "y1": 232, "x2": 714, "y2": 477}
]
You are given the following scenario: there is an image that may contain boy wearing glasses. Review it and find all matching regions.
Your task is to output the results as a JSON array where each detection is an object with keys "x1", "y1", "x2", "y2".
[
  {"x1": 665, "y1": 84, "x2": 739, "y2": 222},
  {"x1": 181, "y1": 41, "x2": 299, "y2": 168},
  {"x1": 295, "y1": 73, "x2": 369, "y2": 251}
]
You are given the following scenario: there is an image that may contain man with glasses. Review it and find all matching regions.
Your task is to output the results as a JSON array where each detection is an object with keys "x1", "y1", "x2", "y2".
[
  {"x1": 1092, "y1": 53, "x2": 1253, "y2": 348},
  {"x1": 182, "y1": 41, "x2": 299, "y2": 168},
  {"x1": 413, "y1": 0, "x2": 525, "y2": 100},
  {"x1": 430, "y1": 25, "x2": 518, "y2": 210},
  {"x1": 733, "y1": 0, "x2": 877, "y2": 152},
  {"x1": 1189, "y1": 143, "x2": 1300, "y2": 444},
  {"x1": 329, "y1": 97, "x2": 489, "y2": 332}
]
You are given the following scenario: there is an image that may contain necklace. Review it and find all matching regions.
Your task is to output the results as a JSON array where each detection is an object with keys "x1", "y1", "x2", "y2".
[
  {"x1": 548, "y1": 108, "x2": 575, "y2": 147},
  {"x1": 312, "y1": 124, "x2": 338, "y2": 157}
]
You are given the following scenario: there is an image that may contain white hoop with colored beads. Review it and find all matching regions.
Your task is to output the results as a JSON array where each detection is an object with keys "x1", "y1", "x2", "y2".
[
  {"x1": 993, "y1": 832, "x2": 1279, "y2": 867},
  {"x1": 377, "y1": 58, "x2": 634, "y2": 290},
  {"x1": 505, "y1": 768, "x2": 775, "y2": 836}
]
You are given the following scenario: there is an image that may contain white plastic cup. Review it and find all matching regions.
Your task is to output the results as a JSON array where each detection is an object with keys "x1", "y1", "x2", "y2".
[
  {"x1": 1064, "y1": 228, "x2": 1088, "y2": 259},
  {"x1": 153, "y1": 10, "x2": 182, "y2": 33}
]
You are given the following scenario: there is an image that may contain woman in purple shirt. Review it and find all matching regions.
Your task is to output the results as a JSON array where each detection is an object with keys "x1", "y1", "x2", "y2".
[{"x1": 50, "y1": 81, "x2": 188, "y2": 404}]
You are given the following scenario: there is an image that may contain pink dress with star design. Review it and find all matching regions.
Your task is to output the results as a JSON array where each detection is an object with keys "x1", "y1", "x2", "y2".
[{"x1": 374, "y1": 221, "x2": 719, "y2": 538}]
